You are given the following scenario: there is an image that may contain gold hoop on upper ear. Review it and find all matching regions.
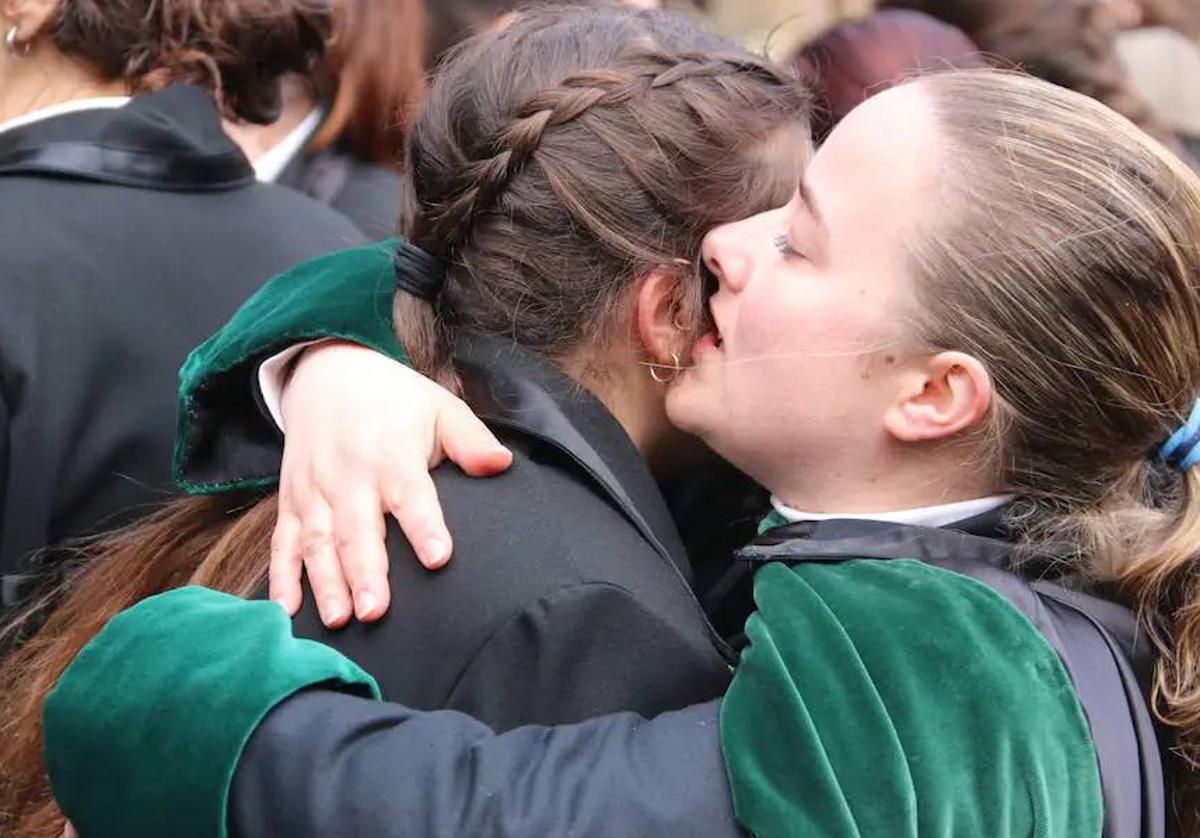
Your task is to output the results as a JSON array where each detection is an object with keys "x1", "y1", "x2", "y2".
[
  {"x1": 6, "y1": 27, "x2": 31, "y2": 58},
  {"x1": 649, "y1": 352, "x2": 682, "y2": 384}
]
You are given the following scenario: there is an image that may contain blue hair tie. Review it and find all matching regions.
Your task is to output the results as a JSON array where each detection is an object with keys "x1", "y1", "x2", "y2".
[{"x1": 1159, "y1": 398, "x2": 1200, "y2": 472}]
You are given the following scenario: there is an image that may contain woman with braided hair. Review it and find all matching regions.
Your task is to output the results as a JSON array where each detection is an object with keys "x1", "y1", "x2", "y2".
[
  {"x1": 40, "y1": 68, "x2": 1199, "y2": 835},
  {"x1": 0, "y1": 7, "x2": 811, "y2": 835}
]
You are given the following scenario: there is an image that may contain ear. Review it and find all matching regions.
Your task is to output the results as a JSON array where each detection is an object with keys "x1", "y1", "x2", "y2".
[
  {"x1": 2, "y1": 0, "x2": 59, "y2": 37},
  {"x1": 883, "y1": 351, "x2": 992, "y2": 443},
  {"x1": 633, "y1": 268, "x2": 686, "y2": 366}
]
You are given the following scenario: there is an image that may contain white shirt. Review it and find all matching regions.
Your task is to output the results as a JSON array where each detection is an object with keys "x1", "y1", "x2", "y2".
[
  {"x1": 258, "y1": 341, "x2": 323, "y2": 432},
  {"x1": 253, "y1": 106, "x2": 324, "y2": 183},
  {"x1": 771, "y1": 494, "x2": 1013, "y2": 528},
  {"x1": 0, "y1": 96, "x2": 131, "y2": 138}
]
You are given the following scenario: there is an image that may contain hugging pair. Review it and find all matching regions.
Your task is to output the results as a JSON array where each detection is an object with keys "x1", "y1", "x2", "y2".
[{"x1": 5, "y1": 4, "x2": 1195, "y2": 836}]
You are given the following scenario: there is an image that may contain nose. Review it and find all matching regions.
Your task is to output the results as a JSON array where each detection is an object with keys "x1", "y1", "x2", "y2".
[{"x1": 701, "y1": 222, "x2": 750, "y2": 293}]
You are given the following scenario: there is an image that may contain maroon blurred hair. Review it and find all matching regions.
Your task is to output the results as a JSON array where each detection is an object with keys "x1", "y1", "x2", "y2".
[{"x1": 793, "y1": 9, "x2": 984, "y2": 139}]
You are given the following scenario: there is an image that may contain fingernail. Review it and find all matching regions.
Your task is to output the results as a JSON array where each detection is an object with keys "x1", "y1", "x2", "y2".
[
  {"x1": 357, "y1": 592, "x2": 379, "y2": 619},
  {"x1": 322, "y1": 598, "x2": 348, "y2": 626},
  {"x1": 425, "y1": 539, "x2": 449, "y2": 567}
]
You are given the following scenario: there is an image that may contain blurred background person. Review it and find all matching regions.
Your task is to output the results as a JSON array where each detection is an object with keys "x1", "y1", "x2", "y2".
[
  {"x1": 878, "y1": 0, "x2": 1191, "y2": 157},
  {"x1": 1111, "y1": 0, "x2": 1200, "y2": 162},
  {"x1": 792, "y1": 7, "x2": 985, "y2": 138},
  {"x1": 1137, "y1": 0, "x2": 1200, "y2": 37},
  {"x1": 0, "y1": 0, "x2": 366, "y2": 615},
  {"x1": 224, "y1": 0, "x2": 427, "y2": 239}
]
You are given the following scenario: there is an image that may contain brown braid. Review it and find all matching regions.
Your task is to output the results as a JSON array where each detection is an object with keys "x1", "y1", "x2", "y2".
[
  {"x1": 421, "y1": 50, "x2": 793, "y2": 259},
  {"x1": 396, "y1": 5, "x2": 811, "y2": 391}
]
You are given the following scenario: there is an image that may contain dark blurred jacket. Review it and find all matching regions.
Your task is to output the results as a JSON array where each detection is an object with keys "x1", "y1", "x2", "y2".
[
  {"x1": 0, "y1": 85, "x2": 366, "y2": 607},
  {"x1": 278, "y1": 143, "x2": 401, "y2": 240}
]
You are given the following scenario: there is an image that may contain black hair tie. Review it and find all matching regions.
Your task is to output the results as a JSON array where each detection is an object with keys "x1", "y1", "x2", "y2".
[{"x1": 393, "y1": 239, "x2": 446, "y2": 302}]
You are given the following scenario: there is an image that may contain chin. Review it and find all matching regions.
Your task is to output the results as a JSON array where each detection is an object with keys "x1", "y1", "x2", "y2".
[{"x1": 665, "y1": 378, "x2": 718, "y2": 441}]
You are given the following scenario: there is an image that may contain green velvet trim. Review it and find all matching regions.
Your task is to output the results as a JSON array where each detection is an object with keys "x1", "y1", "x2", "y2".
[
  {"x1": 757, "y1": 509, "x2": 790, "y2": 535},
  {"x1": 720, "y1": 560, "x2": 1103, "y2": 838},
  {"x1": 173, "y1": 239, "x2": 412, "y2": 494},
  {"x1": 44, "y1": 587, "x2": 381, "y2": 838}
]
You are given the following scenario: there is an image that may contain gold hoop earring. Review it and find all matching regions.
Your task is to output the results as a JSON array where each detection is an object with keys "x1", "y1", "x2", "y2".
[
  {"x1": 649, "y1": 352, "x2": 682, "y2": 384},
  {"x1": 6, "y1": 27, "x2": 31, "y2": 58}
]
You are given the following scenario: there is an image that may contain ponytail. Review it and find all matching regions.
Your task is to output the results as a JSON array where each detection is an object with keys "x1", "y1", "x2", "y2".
[{"x1": 1113, "y1": 468, "x2": 1200, "y2": 820}]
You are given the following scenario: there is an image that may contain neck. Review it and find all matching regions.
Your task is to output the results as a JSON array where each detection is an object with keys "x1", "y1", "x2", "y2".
[
  {"x1": 0, "y1": 48, "x2": 126, "y2": 125},
  {"x1": 566, "y1": 352, "x2": 689, "y2": 481},
  {"x1": 767, "y1": 442, "x2": 999, "y2": 516},
  {"x1": 221, "y1": 75, "x2": 316, "y2": 164}
]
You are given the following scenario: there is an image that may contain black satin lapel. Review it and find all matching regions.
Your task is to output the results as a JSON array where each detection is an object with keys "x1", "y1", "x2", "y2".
[
  {"x1": 0, "y1": 85, "x2": 253, "y2": 191},
  {"x1": 456, "y1": 336, "x2": 692, "y2": 581},
  {"x1": 0, "y1": 142, "x2": 250, "y2": 191}
]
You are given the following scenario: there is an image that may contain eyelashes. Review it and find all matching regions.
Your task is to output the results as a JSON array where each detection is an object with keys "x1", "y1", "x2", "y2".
[{"x1": 773, "y1": 233, "x2": 801, "y2": 258}]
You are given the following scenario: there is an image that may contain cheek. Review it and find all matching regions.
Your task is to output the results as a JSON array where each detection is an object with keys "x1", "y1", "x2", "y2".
[{"x1": 732, "y1": 288, "x2": 877, "y2": 381}]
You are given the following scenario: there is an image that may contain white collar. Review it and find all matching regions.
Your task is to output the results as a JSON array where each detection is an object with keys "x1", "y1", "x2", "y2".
[
  {"x1": 253, "y1": 106, "x2": 325, "y2": 183},
  {"x1": 770, "y1": 494, "x2": 1014, "y2": 529},
  {"x1": 0, "y1": 96, "x2": 132, "y2": 138}
]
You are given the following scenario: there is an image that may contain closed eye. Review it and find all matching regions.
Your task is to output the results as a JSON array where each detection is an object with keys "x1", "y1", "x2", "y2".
[{"x1": 773, "y1": 233, "x2": 802, "y2": 259}]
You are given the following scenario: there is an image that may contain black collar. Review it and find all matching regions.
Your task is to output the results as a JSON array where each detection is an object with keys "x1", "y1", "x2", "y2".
[
  {"x1": 742, "y1": 510, "x2": 1024, "y2": 569},
  {"x1": 0, "y1": 85, "x2": 253, "y2": 191},
  {"x1": 455, "y1": 335, "x2": 693, "y2": 583}
]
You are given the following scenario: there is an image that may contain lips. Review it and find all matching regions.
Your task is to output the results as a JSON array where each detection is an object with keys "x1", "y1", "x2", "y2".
[{"x1": 695, "y1": 301, "x2": 724, "y2": 353}]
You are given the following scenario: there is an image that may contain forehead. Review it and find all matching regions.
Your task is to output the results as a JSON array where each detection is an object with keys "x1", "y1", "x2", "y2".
[{"x1": 803, "y1": 84, "x2": 943, "y2": 247}]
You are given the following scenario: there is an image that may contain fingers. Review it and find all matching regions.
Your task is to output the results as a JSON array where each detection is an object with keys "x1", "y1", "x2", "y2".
[
  {"x1": 268, "y1": 509, "x2": 304, "y2": 615},
  {"x1": 381, "y1": 468, "x2": 452, "y2": 571},
  {"x1": 299, "y1": 497, "x2": 352, "y2": 628},
  {"x1": 332, "y1": 487, "x2": 391, "y2": 622},
  {"x1": 437, "y1": 399, "x2": 513, "y2": 478}
]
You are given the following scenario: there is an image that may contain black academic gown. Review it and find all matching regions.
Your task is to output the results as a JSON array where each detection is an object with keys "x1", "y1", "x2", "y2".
[
  {"x1": 226, "y1": 509, "x2": 1166, "y2": 838},
  {"x1": 277, "y1": 143, "x2": 402, "y2": 240},
  {"x1": 0, "y1": 86, "x2": 366, "y2": 607},
  {"x1": 227, "y1": 508, "x2": 1166, "y2": 837},
  {"x1": 283, "y1": 335, "x2": 734, "y2": 731}
]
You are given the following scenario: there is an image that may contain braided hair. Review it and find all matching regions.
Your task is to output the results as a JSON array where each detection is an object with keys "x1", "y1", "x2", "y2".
[{"x1": 396, "y1": 5, "x2": 811, "y2": 390}]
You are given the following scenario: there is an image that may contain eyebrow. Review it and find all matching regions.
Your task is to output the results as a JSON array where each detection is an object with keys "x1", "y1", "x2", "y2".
[{"x1": 797, "y1": 179, "x2": 825, "y2": 228}]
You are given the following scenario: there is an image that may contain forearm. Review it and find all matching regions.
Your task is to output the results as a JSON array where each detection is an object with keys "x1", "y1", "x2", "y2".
[{"x1": 231, "y1": 691, "x2": 740, "y2": 838}]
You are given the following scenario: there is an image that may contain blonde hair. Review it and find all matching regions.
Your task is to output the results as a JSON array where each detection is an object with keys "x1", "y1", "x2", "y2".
[{"x1": 910, "y1": 69, "x2": 1200, "y2": 825}]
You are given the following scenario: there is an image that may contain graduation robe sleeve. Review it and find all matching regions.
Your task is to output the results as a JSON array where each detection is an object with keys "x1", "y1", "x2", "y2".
[
  {"x1": 229, "y1": 691, "x2": 737, "y2": 838},
  {"x1": 173, "y1": 240, "x2": 410, "y2": 494},
  {"x1": 720, "y1": 559, "x2": 1105, "y2": 838},
  {"x1": 43, "y1": 586, "x2": 740, "y2": 838}
]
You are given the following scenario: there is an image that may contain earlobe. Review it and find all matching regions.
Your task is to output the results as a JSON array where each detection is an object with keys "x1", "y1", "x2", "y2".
[
  {"x1": 4, "y1": 0, "x2": 58, "y2": 35},
  {"x1": 884, "y1": 352, "x2": 992, "y2": 443}
]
